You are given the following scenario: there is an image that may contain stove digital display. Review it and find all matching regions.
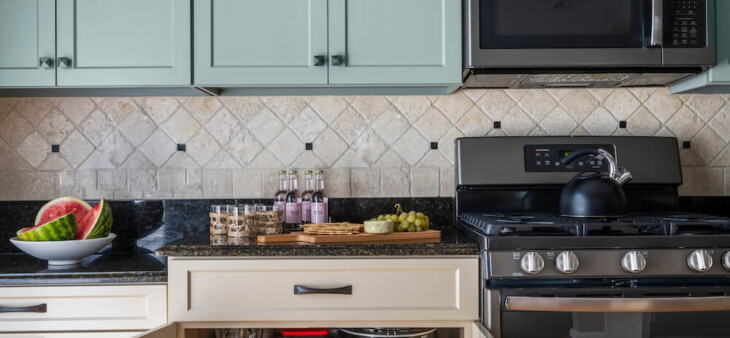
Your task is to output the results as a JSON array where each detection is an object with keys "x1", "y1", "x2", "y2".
[
  {"x1": 524, "y1": 144, "x2": 615, "y2": 172},
  {"x1": 560, "y1": 150, "x2": 572, "y2": 158}
]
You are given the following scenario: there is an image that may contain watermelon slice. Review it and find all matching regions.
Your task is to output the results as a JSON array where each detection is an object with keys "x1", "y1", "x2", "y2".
[
  {"x1": 77, "y1": 199, "x2": 113, "y2": 240},
  {"x1": 35, "y1": 197, "x2": 92, "y2": 226},
  {"x1": 17, "y1": 213, "x2": 78, "y2": 241}
]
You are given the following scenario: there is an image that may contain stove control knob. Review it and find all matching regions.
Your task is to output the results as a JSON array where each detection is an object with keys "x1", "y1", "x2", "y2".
[
  {"x1": 687, "y1": 250, "x2": 713, "y2": 272},
  {"x1": 621, "y1": 251, "x2": 647, "y2": 273},
  {"x1": 520, "y1": 252, "x2": 545, "y2": 275},
  {"x1": 555, "y1": 251, "x2": 579, "y2": 274},
  {"x1": 722, "y1": 251, "x2": 730, "y2": 271}
]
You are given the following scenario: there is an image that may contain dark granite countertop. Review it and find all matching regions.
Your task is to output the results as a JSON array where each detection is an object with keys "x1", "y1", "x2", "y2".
[
  {"x1": 155, "y1": 226, "x2": 480, "y2": 257},
  {"x1": 0, "y1": 253, "x2": 167, "y2": 285}
]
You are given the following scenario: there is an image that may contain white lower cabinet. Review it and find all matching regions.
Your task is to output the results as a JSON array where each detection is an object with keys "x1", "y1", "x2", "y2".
[{"x1": 0, "y1": 332, "x2": 144, "y2": 337}]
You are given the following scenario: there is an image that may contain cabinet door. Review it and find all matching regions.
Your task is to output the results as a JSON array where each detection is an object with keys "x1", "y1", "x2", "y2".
[
  {"x1": 0, "y1": 0, "x2": 55, "y2": 87},
  {"x1": 709, "y1": 0, "x2": 730, "y2": 83},
  {"x1": 328, "y1": 0, "x2": 461, "y2": 85},
  {"x1": 133, "y1": 323, "x2": 178, "y2": 338},
  {"x1": 56, "y1": 0, "x2": 191, "y2": 86},
  {"x1": 194, "y1": 0, "x2": 328, "y2": 86}
]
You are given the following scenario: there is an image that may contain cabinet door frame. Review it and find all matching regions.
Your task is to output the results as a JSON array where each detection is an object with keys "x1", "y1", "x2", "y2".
[
  {"x1": 56, "y1": 0, "x2": 191, "y2": 87},
  {"x1": 0, "y1": 0, "x2": 56, "y2": 87},
  {"x1": 193, "y1": 0, "x2": 329, "y2": 86},
  {"x1": 327, "y1": 0, "x2": 462, "y2": 85}
]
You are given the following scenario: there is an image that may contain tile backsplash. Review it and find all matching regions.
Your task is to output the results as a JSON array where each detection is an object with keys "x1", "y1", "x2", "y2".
[{"x1": 0, "y1": 88, "x2": 728, "y2": 200}]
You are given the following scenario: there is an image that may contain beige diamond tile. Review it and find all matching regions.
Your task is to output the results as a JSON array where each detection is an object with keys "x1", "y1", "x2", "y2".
[
  {"x1": 519, "y1": 89, "x2": 557, "y2": 122},
  {"x1": 476, "y1": 90, "x2": 515, "y2": 121},
  {"x1": 138, "y1": 130, "x2": 175, "y2": 167},
  {"x1": 164, "y1": 152, "x2": 200, "y2": 169},
  {"x1": 350, "y1": 97, "x2": 390, "y2": 122},
  {"x1": 375, "y1": 150, "x2": 409, "y2": 168},
  {"x1": 205, "y1": 108, "x2": 241, "y2": 145},
  {"x1": 225, "y1": 129, "x2": 263, "y2": 167},
  {"x1": 332, "y1": 149, "x2": 368, "y2": 168},
  {"x1": 684, "y1": 95, "x2": 725, "y2": 122},
  {"x1": 138, "y1": 97, "x2": 180, "y2": 124},
  {"x1": 205, "y1": 150, "x2": 242, "y2": 169},
  {"x1": 0, "y1": 171, "x2": 24, "y2": 200},
  {"x1": 313, "y1": 128, "x2": 348, "y2": 166},
  {"x1": 529, "y1": 127, "x2": 547, "y2": 136},
  {"x1": 220, "y1": 97, "x2": 264, "y2": 123},
  {"x1": 643, "y1": 88, "x2": 683, "y2": 122},
  {"x1": 709, "y1": 104, "x2": 730, "y2": 142},
  {"x1": 627, "y1": 107, "x2": 661, "y2": 136},
  {"x1": 262, "y1": 97, "x2": 307, "y2": 123},
  {"x1": 655, "y1": 127, "x2": 675, "y2": 138},
  {"x1": 603, "y1": 90, "x2": 641, "y2": 120},
  {"x1": 0, "y1": 111, "x2": 33, "y2": 147},
  {"x1": 411, "y1": 168, "x2": 439, "y2": 197},
  {"x1": 629, "y1": 88, "x2": 657, "y2": 102},
  {"x1": 39, "y1": 155, "x2": 73, "y2": 171},
  {"x1": 79, "y1": 109, "x2": 114, "y2": 146},
  {"x1": 381, "y1": 168, "x2": 410, "y2": 197},
  {"x1": 289, "y1": 107, "x2": 327, "y2": 142},
  {"x1": 462, "y1": 89, "x2": 487, "y2": 102},
  {"x1": 394, "y1": 128, "x2": 429, "y2": 165},
  {"x1": 268, "y1": 128, "x2": 304, "y2": 165},
  {"x1": 588, "y1": 88, "x2": 614, "y2": 101},
  {"x1": 25, "y1": 172, "x2": 57, "y2": 200},
  {"x1": 161, "y1": 109, "x2": 201, "y2": 144},
  {"x1": 17, "y1": 132, "x2": 50, "y2": 168},
  {"x1": 97, "y1": 98, "x2": 142, "y2": 124},
  {"x1": 81, "y1": 131, "x2": 134, "y2": 169},
  {"x1": 121, "y1": 151, "x2": 157, "y2": 169},
  {"x1": 439, "y1": 127, "x2": 465, "y2": 164},
  {"x1": 247, "y1": 108, "x2": 284, "y2": 145},
  {"x1": 666, "y1": 106, "x2": 705, "y2": 141},
  {"x1": 248, "y1": 150, "x2": 283, "y2": 169},
  {"x1": 182, "y1": 97, "x2": 222, "y2": 123},
  {"x1": 560, "y1": 89, "x2": 599, "y2": 122},
  {"x1": 541, "y1": 107, "x2": 577, "y2": 135},
  {"x1": 680, "y1": 149, "x2": 703, "y2": 165},
  {"x1": 308, "y1": 96, "x2": 348, "y2": 123},
  {"x1": 691, "y1": 127, "x2": 725, "y2": 164},
  {"x1": 571, "y1": 126, "x2": 590, "y2": 136},
  {"x1": 351, "y1": 169, "x2": 380, "y2": 197},
  {"x1": 712, "y1": 148, "x2": 730, "y2": 166},
  {"x1": 0, "y1": 98, "x2": 18, "y2": 116},
  {"x1": 291, "y1": 151, "x2": 326, "y2": 169},
  {"x1": 417, "y1": 151, "x2": 452, "y2": 168},
  {"x1": 60, "y1": 131, "x2": 94, "y2": 168},
  {"x1": 504, "y1": 89, "x2": 529, "y2": 101},
  {"x1": 372, "y1": 106, "x2": 409, "y2": 144},
  {"x1": 348, "y1": 130, "x2": 388, "y2": 166},
  {"x1": 0, "y1": 139, "x2": 30, "y2": 170},
  {"x1": 15, "y1": 98, "x2": 53, "y2": 126},
  {"x1": 56, "y1": 98, "x2": 95, "y2": 124},
  {"x1": 203, "y1": 170, "x2": 232, "y2": 198},
  {"x1": 414, "y1": 107, "x2": 451, "y2": 141},
  {"x1": 331, "y1": 106, "x2": 367, "y2": 144},
  {"x1": 233, "y1": 169, "x2": 263, "y2": 198},
  {"x1": 186, "y1": 130, "x2": 221, "y2": 167},
  {"x1": 501, "y1": 106, "x2": 536, "y2": 136},
  {"x1": 392, "y1": 96, "x2": 432, "y2": 123},
  {"x1": 547, "y1": 88, "x2": 572, "y2": 101},
  {"x1": 457, "y1": 106, "x2": 492, "y2": 137},
  {"x1": 433, "y1": 91, "x2": 473, "y2": 122},
  {"x1": 117, "y1": 108, "x2": 156, "y2": 146}
]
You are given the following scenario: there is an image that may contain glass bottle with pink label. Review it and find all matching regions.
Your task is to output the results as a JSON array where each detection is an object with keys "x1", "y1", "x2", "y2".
[
  {"x1": 284, "y1": 170, "x2": 302, "y2": 232},
  {"x1": 300, "y1": 170, "x2": 314, "y2": 225},
  {"x1": 311, "y1": 170, "x2": 328, "y2": 223},
  {"x1": 273, "y1": 170, "x2": 287, "y2": 215}
]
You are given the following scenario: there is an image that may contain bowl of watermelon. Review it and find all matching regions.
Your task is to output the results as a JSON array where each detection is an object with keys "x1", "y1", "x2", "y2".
[{"x1": 10, "y1": 197, "x2": 114, "y2": 265}]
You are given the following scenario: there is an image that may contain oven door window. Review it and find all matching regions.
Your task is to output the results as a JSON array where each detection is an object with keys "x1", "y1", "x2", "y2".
[{"x1": 480, "y1": 0, "x2": 651, "y2": 49}]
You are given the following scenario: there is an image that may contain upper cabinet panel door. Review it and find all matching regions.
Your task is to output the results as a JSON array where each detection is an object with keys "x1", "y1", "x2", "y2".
[
  {"x1": 328, "y1": 0, "x2": 461, "y2": 85},
  {"x1": 0, "y1": 0, "x2": 55, "y2": 87},
  {"x1": 194, "y1": 0, "x2": 328, "y2": 86},
  {"x1": 56, "y1": 0, "x2": 191, "y2": 86}
]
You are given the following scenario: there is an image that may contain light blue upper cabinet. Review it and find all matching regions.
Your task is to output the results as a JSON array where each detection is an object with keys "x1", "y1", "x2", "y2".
[
  {"x1": 194, "y1": 0, "x2": 329, "y2": 86},
  {"x1": 0, "y1": 0, "x2": 56, "y2": 87},
  {"x1": 327, "y1": 0, "x2": 461, "y2": 85},
  {"x1": 56, "y1": 0, "x2": 191, "y2": 87}
]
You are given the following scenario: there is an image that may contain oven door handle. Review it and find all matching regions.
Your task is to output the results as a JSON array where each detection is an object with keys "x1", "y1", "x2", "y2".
[
  {"x1": 649, "y1": 0, "x2": 663, "y2": 46},
  {"x1": 505, "y1": 296, "x2": 730, "y2": 312}
]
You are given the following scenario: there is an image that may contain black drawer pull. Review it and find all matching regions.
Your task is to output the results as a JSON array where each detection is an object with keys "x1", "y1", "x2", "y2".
[
  {"x1": 0, "y1": 304, "x2": 47, "y2": 313},
  {"x1": 294, "y1": 285, "x2": 352, "y2": 295}
]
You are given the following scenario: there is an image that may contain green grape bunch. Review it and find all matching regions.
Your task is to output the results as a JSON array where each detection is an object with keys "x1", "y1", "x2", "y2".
[{"x1": 366, "y1": 204, "x2": 430, "y2": 232}]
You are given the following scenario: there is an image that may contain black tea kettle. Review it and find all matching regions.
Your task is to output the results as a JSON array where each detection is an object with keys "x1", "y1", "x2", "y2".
[{"x1": 559, "y1": 148, "x2": 632, "y2": 218}]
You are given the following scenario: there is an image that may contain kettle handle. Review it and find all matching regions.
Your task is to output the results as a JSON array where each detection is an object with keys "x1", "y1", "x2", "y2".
[{"x1": 561, "y1": 148, "x2": 618, "y2": 180}]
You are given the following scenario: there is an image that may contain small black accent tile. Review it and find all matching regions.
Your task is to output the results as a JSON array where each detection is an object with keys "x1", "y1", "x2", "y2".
[
  {"x1": 177, "y1": 144, "x2": 186, "y2": 152},
  {"x1": 619, "y1": 121, "x2": 627, "y2": 128},
  {"x1": 51, "y1": 144, "x2": 60, "y2": 153},
  {"x1": 305, "y1": 142, "x2": 313, "y2": 150},
  {"x1": 430, "y1": 142, "x2": 438, "y2": 150},
  {"x1": 683, "y1": 141, "x2": 691, "y2": 149},
  {"x1": 494, "y1": 121, "x2": 501, "y2": 129}
]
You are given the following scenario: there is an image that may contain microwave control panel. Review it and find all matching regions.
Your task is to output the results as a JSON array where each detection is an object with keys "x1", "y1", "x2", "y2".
[
  {"x1": 666, "y1": 0, "x2": 706, "y2": 47},
  {"x1": 524, "y1": 144, "x2": 615, "y2": 172}
]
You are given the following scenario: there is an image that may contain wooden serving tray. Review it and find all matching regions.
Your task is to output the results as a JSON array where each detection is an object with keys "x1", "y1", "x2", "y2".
[{"x1": 257, "y1": 229, "x2": 441, "y2": 244}]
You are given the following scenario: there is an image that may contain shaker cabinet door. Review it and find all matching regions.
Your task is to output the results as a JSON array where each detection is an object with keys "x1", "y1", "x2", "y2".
[
  {"x1": 194, "y1": 0, "x2": 328, "y2": 86},
  {"x1": 56, "y1": 0, "x2": 191, "y2": 86},
  {"x1": 0, "y1": 0, "x2": 56, "y2": 87},
  {"x1": 328, "y1": 0, "x2": 461, "y2": 85}
]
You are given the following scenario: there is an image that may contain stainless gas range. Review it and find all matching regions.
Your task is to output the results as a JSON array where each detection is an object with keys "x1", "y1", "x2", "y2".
[{"x1": 455, "y1": 136, "x2": 730, "y2": 338}]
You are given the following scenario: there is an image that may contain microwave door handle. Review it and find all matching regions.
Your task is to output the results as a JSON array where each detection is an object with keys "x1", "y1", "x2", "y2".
[
  {"x1": 505, "y1": 296, "x2": 730, "y2": 312},
  {"x1": 650, "y1": 0, "x2": 663, "y2": 46}
]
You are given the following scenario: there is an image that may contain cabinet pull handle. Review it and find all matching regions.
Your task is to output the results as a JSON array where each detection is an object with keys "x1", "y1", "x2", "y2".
[
  {"x1": 313, "y1": 55, "x2": 326, "y2": 67},
  {"x1": 57, "y1": 57, "x2": 72, "y2": 69},
  {"x1": 0, "y1": 304, "x2": 47, "y2": 313},
  {"x1": 39, "y1": 57, "x2": 54, "y2": 69},
  {"x1": 331, "y1": 55, "x2": 345, "y2": 67},
  {"x1": 294, "y1": 285, "x2": 352, "y2": 295}
]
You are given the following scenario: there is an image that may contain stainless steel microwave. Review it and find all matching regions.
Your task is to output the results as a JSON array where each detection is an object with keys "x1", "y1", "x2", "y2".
[{"x1": 464, "y1": 0, "x2": 717, "y2": 88}]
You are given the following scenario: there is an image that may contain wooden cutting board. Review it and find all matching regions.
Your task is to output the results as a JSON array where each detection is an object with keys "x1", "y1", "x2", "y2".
[{"x1": 257, "y1": 229, "x2": 441, "y2": 244}]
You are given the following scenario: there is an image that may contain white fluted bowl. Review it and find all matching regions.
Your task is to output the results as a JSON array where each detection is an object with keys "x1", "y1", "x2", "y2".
[{"x1": 10, "y1": 234, "x2": 116, "y2": 265}]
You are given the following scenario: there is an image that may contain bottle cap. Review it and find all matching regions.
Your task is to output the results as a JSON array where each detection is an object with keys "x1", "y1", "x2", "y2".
[
  {"x1": 279, "y1": 170, "x2": 287, "y2": 174},
  {"x1": 288, "y1": 170, "x2": 297, "y2": 174}
]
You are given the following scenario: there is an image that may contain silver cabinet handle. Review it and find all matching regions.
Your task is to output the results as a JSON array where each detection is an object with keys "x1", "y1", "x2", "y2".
[
  {"x1": 650, "y1": 0, "x2": 663, "y2": 46},
  {"x1": 313, "y1": 55, "x2": 326, "y2": 67},
  {"x1": 331, "y1": 55, "x2": 345, "y2": 66},
  {"x1": 0, "y1": 303, "x2": 47, "y2": 313},
  {"x1": 294, "y1": 285, "x2": 352, "y2": 295},
  {"x1": 505, "y1": 296, "x2": 730, "y2": 312},
  {"x1": 57, "y1": 57, "x2": 72, "y2": 69},
  {"x1": 39, "y1": 57, "x2": 54, "y2": 69}
]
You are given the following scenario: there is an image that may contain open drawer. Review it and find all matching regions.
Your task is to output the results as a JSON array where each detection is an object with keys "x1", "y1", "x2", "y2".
[{"x1": 168, "y1": 257, "x2": 479, "y2": 322}]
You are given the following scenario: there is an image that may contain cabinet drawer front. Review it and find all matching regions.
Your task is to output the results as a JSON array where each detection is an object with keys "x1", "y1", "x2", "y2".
[
  {"x1": 0, "y1": 285, "x2": 166, "y2": 332},
  {"x1": 0, "y1": 332, "x2": 143, "y2": 338},
  {"x1": 169, "y1": 258, "x2": 478, "y2": 322}
]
